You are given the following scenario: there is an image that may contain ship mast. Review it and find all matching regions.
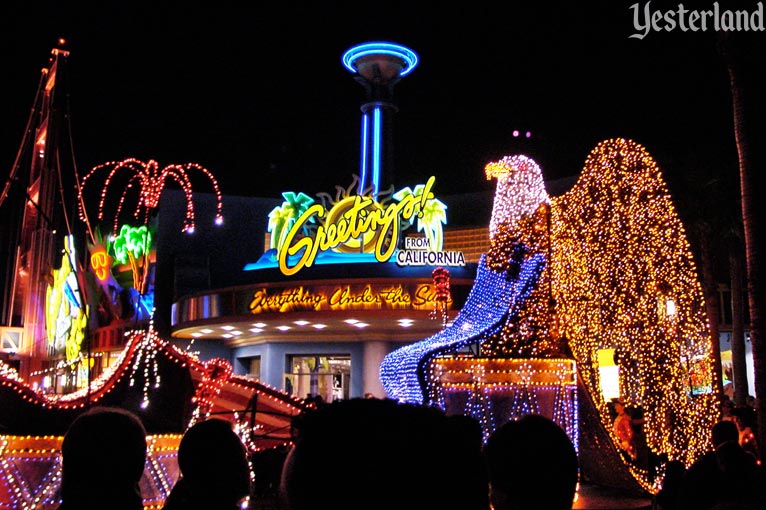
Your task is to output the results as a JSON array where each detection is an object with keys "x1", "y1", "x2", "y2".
[{"x1": 0, "y1": 40, "x2": 71, "y2": 378}]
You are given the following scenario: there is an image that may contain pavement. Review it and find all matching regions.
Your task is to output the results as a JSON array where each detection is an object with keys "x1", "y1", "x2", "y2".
[
  {"x1": 573, "y1": 483, "x2": 654, "y2": 510},
  {"x1": 247, "y1": 483, "x2": 654, "y2": 510}
]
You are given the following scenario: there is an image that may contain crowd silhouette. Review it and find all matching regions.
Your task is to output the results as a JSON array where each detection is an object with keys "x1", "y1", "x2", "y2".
[
  {"x1": 653, "y1": 460, "x2": 686, "y2": 510},
  {"x1": 55, "y1": 397, "x2": 766, "y2": 510},
  {"x1": 674, "y1": 419, "x2": 765, "y2": 510},
  {"x1": 57, "y1": 406, "x2": 147, "y2": 510},
  {"x1": 279, "y1": 397, "x2": 488, "y2": 510},
  {"x1": 484, "y1": 413, "x2": 579, "y2": 510},
  {"x1": 161, "y1": 418, "x2": 251, "y2": 510}
]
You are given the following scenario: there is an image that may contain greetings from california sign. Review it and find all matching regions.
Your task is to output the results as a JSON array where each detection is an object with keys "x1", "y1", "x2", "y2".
[{"x1": 266, "y1": 176, "x2": 464, "y2": 275}]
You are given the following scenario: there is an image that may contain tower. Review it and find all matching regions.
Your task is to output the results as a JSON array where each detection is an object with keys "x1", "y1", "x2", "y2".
[
  {"x1": 0, "y1": 40, "x2": 71, "y2": 376},
  {"x1": 342, "y1": 41, "x2": 418, "y2": 197}
]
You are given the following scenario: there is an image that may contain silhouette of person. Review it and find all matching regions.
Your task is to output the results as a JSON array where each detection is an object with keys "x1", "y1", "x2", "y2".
[
  {"x1": 720, "y1": 397, "x2": 735, "y2": 422},
  {"x1": 677, "y1": 419, "x2": 766, "y2": 510},
  {"x1": 250, "y1": 444, "x2": 290, "y2": 505},
  {"x1": 162, "y1": 418, "x2": 251, "y2": 510},
  {"x1": 654, "y1": 460, "x2": 686, "y2": 510},
  {"x1": 612, "y1": 399, "x2": 637, "y2": 462},
  {"x1": 483, "y1": 413, "x2": 579, "y2": 510},
  {"x1": 444, "y1": 412, "x2": 490, "y2": 510},
  {"x1": 279, "y1": 397, "x2": 488, "y2": 510},
  {"x1": 731, "y1": 404, "x2": 761, "y2": 463},
  {"x1": 57, "y1": 406, "x2": 147, "y2": 510}
]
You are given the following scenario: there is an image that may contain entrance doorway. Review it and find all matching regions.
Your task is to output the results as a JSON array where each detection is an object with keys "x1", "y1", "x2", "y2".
[{"x1": 286, "y1": 355, "x2": 350, "y2": 402}]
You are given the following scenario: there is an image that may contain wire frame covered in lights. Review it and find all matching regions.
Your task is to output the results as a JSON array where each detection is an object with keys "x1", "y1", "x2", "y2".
[
  {"x1": 77, "y1": 158, "x2": 224, "y2": 236},
  {"x1": 431, "y1": 357, "x2": 578, "y2": 445},
  {"x1": 381, "y1": 140, "x2": 717, "y2": 494},
  {"x1": 380, "y1": 154, "x2": 550, "y2": 405},
  {"x1": 550, "y1": 138, "x2": 717, "y2": 469},
  {"x1": 379, "y1": 252, "x2": 545, "y2": 405}
]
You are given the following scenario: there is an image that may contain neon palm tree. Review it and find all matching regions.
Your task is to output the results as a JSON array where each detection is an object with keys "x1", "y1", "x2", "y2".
[
  {"x1": 267, "y1": 191, "x2": 315, "y2": 252},
  {"x1": 416, "y1": 190, "x2": 447, "y2": 251},
  {"x1": 112, "y1": 224, "x2": 153, "y2": 295},
  {"x1": 393, "y1": 183, "x2": 447, "y2": 251}
]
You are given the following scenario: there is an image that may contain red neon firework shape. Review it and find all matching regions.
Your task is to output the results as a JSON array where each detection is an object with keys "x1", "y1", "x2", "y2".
[{"x1": 78, "y1": 157, "x2": 223, "y2": 236}]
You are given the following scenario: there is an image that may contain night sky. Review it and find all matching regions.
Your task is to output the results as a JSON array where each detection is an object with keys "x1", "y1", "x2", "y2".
[{"x1": 0, "y1": 1, "x2": 753, "y2": 203}]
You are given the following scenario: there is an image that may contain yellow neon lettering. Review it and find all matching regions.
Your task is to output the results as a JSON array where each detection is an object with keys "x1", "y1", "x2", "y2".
[
  {"x1": 279, "y1": 205, "x2": 325, "y2": 275},
  {"x1": 278, "y1": 177, "x2": 439, "y2": 274}
]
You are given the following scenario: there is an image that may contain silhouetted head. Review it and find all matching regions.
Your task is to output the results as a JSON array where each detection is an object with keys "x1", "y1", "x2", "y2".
[
  {"x1": 712, "y1": 419, "x2": 740, "y2": 448},
  {"x1": 175, "y1": 418, "x2": 251, "y2": 505},
  {"x1": 484, "y1": 414, "x2": 579, "y2": 510},
  {"x1": 280, "y1": 398, "x2": 487, "y2": 510},
  {"x1": 730, "y1": 405, "x2": 757, "y2": 430},
  {"x1": 60, "y1": 406, "x2": 147, "y2": 509},
  {"x1": 662, "y1": 460, "x2": 687, "y2": 488}
]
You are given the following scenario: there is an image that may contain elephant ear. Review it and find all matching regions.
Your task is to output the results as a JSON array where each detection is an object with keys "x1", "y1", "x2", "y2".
[{"x1": 552, "y1": 138, "x2": 718, "y2": 479}]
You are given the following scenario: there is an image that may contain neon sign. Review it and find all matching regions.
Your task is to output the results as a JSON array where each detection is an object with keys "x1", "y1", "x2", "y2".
[
  {"x1": 90, "y1": 246, "x2": 113, "y2": 283},
  {"x1": 46, "y1": 235, "x2": 89, "y2": 362},
  {"x1": 395, "y1": 237, "x2": 465, "y2": 267},
  {"x1": 248, "y1": 282, "x2": 451, "y2": 315},
  {"x1": 275, "y1": 176, "x2": 444, "y2": 275},
  {"x1": 113, "y1": 224, "x2": 153, "y2": 294}
]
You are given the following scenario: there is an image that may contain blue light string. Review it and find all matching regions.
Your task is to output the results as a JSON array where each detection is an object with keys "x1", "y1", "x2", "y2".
[
  {"x1": 379, "y1": 251, "x2": 546, "y2": 404},
  {"x1": 360, "y1": 113, "x2": 368, "y2": 194}
]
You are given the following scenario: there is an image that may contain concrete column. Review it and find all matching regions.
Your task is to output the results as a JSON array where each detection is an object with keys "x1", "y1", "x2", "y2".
[{"x1": 362, "y1": 341, "x2": 389, "y2": 398}]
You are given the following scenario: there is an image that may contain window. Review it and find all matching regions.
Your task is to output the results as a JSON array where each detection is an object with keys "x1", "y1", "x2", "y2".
[
  {"x1": 249, "y1": 357, "x2": 261, "y2": 380},
  {"x1": 285, "y1": 355, "x2": 350, "y2": 402}
]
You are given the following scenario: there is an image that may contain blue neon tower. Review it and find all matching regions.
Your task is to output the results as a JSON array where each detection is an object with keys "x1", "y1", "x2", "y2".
[{"x1": 342, "y1": 42, "x2": 418, "y2": 197}]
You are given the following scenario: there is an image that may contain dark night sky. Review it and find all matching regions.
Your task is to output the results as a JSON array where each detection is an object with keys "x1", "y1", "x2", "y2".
[{"x1": 0, "y1": 1, "x2": 752, "y2": 203}]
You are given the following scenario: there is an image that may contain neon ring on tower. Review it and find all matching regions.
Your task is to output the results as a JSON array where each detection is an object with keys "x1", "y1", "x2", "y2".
[{"x1": 342, "y1": 42, "x2": 419, "y2": 76}]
